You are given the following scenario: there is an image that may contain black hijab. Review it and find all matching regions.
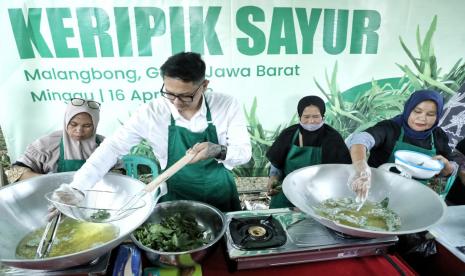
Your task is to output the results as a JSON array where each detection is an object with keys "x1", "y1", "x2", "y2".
[
  {"x1": 297, "y1": 96, "x2": 326, "y2": 117},
  {"x1": 391, "y1": 89, "x2": 444, "y2": 139}
]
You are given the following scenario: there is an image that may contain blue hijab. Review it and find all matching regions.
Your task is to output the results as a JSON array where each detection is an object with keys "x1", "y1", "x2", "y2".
[{"x1": 391, "y1": 89, "x2": 444, "y2": 140}]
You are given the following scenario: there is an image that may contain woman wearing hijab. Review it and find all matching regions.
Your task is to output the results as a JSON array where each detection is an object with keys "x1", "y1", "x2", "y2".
[
  {"x1": 346, "y1": 89, "x2": 457, "y2": 202},
  {"x1": 6, "y1": 98, "x2": 103, "y2": 182},
  {"x1": 266, "y1": 95, "x2": 351, "y2": 208}
]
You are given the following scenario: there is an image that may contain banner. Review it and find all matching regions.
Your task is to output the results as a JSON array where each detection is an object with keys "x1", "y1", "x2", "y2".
[{"x1": 1, "y1": 0, "x2": 464, "y2": 170}]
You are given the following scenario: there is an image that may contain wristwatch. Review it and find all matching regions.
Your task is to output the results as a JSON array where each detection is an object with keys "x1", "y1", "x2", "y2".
[{"x1": 216, "y1": 145, "x2": 228, "y2": 160}]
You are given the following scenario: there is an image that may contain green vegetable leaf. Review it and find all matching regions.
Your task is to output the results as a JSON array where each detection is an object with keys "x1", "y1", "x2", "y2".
[{"x1": 134, "y1": 213, "x2": 209, "y2": 252}]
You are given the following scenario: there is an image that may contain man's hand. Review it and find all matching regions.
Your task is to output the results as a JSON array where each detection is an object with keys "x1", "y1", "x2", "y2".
[
  {"x1": 47, "y1": 183, "x2": 85, "y2": 221},
  {"x1": 51, "y1": 183, "x2": 85, "y2": 205},
  {"x1": 46, "y1": 206, "x2": 60, "y2": 221},
  {"x1": 187, "y1": 142, "x2": 223, "y2": 164}
]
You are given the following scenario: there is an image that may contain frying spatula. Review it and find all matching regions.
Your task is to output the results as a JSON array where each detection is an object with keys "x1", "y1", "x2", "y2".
[{"x1": 115, "y1": 151, "x2": 196, "y2": 216}]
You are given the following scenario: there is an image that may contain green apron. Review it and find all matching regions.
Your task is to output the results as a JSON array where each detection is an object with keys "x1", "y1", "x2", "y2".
[
  {"x1": 57, "y1": 137, "x2": 101, "y2": 172},
  {"x1": 160, "y1": 101, "x2": 241, "y2": 212},
  {"x1": 270, "y1": 129, "x2": 322, "y2": 208},
  {"x1": 387, "y1": 128, "x2": 455, "y2": 197}
]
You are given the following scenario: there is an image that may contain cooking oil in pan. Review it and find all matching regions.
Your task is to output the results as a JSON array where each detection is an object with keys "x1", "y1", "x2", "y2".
[
  {"x1": 16, "y1": 217, "x2": 119, "y2": 258},
  {"x1": 314, "y1": 197, "x2": 401, "y2": 231}
]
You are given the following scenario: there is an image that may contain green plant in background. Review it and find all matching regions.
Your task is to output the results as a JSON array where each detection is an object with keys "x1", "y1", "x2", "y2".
[
  {"x1": 397, "y1": 15, "x2": 465, "y2": 99},
  {"x1": 0, "y1": 127, "x2": 10, "y2": 168},
  {"x1": 0, "y1": 154, "x2": 9, "y2": 168},
  {"x1": 316, "y1": 16, "x2": 465, "y2": 139},
  {"x1": 314, "y1": 63, "x2": 411, "y2": 139},
  {"x1": 129, "y1": 139, "x2": 156, "y2": 160},
  {"x1": 234, "y1": 15, "x2": 465, "y2": 176},
  {"x1": 233, "y1": 97, "x2": 297, "y2": 177}
]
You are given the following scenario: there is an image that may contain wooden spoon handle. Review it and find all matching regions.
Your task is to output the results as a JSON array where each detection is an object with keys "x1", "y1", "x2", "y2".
[{"x1": 144, "y1": 152, "x2": 196, "y2": 192}]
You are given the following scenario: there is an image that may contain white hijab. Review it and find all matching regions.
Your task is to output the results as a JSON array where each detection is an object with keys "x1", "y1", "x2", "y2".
[{"x1": 62, "y1": 101, "x2": 100, "y2": 160}]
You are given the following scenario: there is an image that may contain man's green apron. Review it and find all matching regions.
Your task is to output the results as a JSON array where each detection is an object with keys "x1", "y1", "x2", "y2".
[
  {"x1": 57, "y1": 137, "x2": 101, "y2": 172},
  {"x1": 270, "y1": 129, "x2": 322, "y2": 208},
  {"x1": 160, "y1": 101, "x2": 241, "y2": 212},
  {"x1": 387, "y1": 128, "x2": 454, "y2": 197}
]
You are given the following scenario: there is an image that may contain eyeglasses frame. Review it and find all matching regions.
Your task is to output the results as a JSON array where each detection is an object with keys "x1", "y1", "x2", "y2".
[
  {"x1": 70, "y1": 98, "x2": 101, "y2": 109},
  {"x1": 159, "y1": 82, "x2": 205, "y2": 103}
]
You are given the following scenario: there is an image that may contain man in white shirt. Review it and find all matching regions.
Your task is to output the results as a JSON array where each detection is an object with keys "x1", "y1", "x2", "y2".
[{"x1": 55, "y1": 52, "x2": 252, "y2": 212}]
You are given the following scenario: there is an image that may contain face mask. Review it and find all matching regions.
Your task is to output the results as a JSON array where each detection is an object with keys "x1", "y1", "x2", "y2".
[{"x1": 300, "y1": 121, "x2": 324, "y2": 132}]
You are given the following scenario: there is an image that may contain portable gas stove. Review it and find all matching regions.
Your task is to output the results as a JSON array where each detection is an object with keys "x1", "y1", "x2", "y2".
[{"x1": 225, "y1": 208, "x2": 398, "y2": 270}]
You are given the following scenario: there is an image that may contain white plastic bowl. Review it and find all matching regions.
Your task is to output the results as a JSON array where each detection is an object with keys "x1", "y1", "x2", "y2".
[{"x1": 394, "y1": 150, "x2": 443, "y2": 179}]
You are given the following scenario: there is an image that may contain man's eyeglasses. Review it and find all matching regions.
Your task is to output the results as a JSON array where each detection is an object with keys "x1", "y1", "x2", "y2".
[
  {"x1": 160, "y1": 83, "x2": 203, "y2": 103},
  {"x1": 70, "y1": 98, "x2": 101, "y2": 109}
]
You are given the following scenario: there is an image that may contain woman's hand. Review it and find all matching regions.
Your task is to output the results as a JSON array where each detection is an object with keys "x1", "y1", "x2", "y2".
[
  {"x1": 348, "y1": 159, "x2": 371, "y2": 203},
  {"x1": 5, "y1": 166, "x2": 42, "y2": 183},
  {"x1": 267, "y1": 175, "x2": 282, "y2": 196},
  {"x1": 432, "y1": 155, "x2": 453, "y2": 176}
]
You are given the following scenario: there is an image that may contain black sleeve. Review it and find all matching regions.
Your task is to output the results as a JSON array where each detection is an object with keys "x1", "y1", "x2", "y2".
[
  {"x1": 321, "y1": 126, "x2": 351, "y2": 164},
  {"x1": 456, "y1": 138, "x2": 465, "y2": 155},
  {"x1": 446, "y1": 137, "x2": 465, "y2": 205},
  {"x1": 365, "y1": 120, "x2": 400, "y2": 150},
  {"x1": 12, "y1": 161, "x2": 33, "y2": 170},
  {"x1": 266, "y1": 125, "x2": 299, "y2": 170},
  {"x1": 433, "y1": 128, "x2": 453, "y2": 160},
  {"x1": 365, "y1": 120, "x2": 401, "y2": 167}
]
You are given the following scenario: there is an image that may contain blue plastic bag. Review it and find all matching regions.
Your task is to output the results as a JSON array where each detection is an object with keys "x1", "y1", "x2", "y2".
[{"x1": 113, "y1": 244, "x2": 142, "y2": 276}]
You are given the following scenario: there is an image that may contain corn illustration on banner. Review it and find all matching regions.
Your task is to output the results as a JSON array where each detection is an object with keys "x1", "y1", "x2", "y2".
[{"x1": 0, "y1": 0, "x2": 464, "y2": 164}]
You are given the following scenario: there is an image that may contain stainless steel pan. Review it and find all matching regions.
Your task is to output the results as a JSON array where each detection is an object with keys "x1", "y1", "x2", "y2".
[
  {"x1": 0, "y1": 172, "x2": 154, "y2": 270},
  {"x1": 283, "y1": 164, "x2": 446, "y2": 238}
]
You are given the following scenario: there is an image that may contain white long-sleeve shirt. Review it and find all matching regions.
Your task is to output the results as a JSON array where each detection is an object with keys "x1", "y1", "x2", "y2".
[{"x1": 73, "y1": 91, "x2": 252, "y2": 189}]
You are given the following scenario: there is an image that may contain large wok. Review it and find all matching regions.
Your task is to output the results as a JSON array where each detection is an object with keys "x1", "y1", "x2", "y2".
[
  {"x1": 283, "y1": 164, "x2": 447, "y2": 238},
  {"x1": 0, "y1": 172, "x2": 154, "y2": 270}
]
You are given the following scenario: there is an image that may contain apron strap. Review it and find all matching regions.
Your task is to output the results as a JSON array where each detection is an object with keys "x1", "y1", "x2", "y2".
[
  {"x1": 399, "y1": 128, "x2": 436, "y2": 151},
  {"x1": 58, "y1": 137, "x2": 65, "y2": 172},
  {"x1": 291, "y1": 129, "x2": 301, "y2": 147},
  {"x1": 170, "y1": 96, "x2": 214, "y2": 126},
  {"x1": 170, "y1": 113, "x2": 176, "y2": 126},
  {"x1": 205, "y1": 99, "x2": 213, "y2": 124},
  {"x1": 96, "y1": 136, "x2": 102, "y2": 146}
]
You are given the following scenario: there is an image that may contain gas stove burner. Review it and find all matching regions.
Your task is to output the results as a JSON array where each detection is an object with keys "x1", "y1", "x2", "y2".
[
  {"x1": 248, "y1": 225, "x2": 267, "y2": 237},
  {"x1": 229, "y1": 215, "x2": 287, "y2": 249}
]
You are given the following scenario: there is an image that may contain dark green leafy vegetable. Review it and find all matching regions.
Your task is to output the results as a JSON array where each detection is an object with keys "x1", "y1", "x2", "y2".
[
  {"x1": 379, "y1": 197, "x2": 389, "y2": 208},
  {"x1": 90, "y1": 209, "x2": 111, "y2": 222},
  {"x1": 134, "y1": 213, "x2": 209, "y2": 252}
]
